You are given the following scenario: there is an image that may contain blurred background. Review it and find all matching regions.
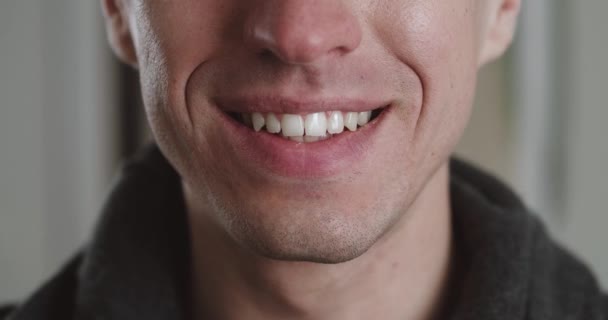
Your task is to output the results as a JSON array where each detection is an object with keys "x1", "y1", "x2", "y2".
[{"x1": 1, "y1": 0, "x2": 607, "y2": 302}]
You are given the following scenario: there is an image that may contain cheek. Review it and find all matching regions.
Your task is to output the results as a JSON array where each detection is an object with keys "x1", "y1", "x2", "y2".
[
  {"x1": 133, "y1": 1, "x2": 232, "y2": 125},
  {"x1": 376, "y1": 1, "x2": 480, "y2": 162},
  {"x1": 131, "y1": 1, "x2": 237, "y2": 172}
]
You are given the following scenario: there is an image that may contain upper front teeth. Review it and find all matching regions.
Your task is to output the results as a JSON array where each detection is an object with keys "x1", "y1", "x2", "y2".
[
  {"x1": 344, "y1": 112, "x2": 359, "y2": 132},
  {"x1": 252, "y1": 113, "x2": 265, "y2": 132},
  {"x1": 327, "y1": 112, "x2": 344, "y2": 134},
  {"x1": 304, "y1": 112, "x2": 327, "y2": 136},
  {"x1": 281, "y1": 114, "x2": 305, "y2": 136},
  {"x1": 242, "y1": 111, "x2": 373, "y2": 139},
  {"x1": 265, "y1": 113, "x2": 281, "y2": 133}
]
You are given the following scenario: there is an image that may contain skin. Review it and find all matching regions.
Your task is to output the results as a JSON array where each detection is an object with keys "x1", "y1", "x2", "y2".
[{"x1": 102, "y1": 0, "x2": 520, "y2": 319}]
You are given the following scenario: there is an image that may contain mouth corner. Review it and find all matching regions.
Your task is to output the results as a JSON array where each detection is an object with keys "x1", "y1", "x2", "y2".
[{"x1": 370, "y1": 105, "x2": 387, "y2": 122}]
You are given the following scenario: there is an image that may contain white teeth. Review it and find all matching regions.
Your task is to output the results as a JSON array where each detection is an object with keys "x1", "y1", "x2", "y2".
[
  {"x1": 327, "y1": 111, "x2": 344, "y2": 134},
  {"x1": 265, "y1": 113, "x2": 281, "y2": 133},
  {"x1": 238, "y1": 109, "x2": 379, "y2": 141},
  {"x1": 304, "y1": 136, "x2": 323, "y2": 142},
  {"x1": 304, "y1": 112, "x2": 328, "y2": 136},
  {"x1": 252, "y1": 112, "x2": 265, "y2": 132},
  {"x1": 357, "y1": 111, "x2": 371, "y2": 126},
  {"x1": 344, "y1": 112, "x2": 359, "y2": 132},
  {"x1": 281, "y1": 114, "x2": 305, "y2": 137}
]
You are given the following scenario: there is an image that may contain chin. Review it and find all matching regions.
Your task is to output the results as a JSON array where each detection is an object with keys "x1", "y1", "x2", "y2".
[{"x1": 219, "y1": 199, "x2": 398, "y2": 264}]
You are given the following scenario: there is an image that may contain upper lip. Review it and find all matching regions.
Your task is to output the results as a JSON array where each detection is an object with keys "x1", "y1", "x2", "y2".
[{"x1": 215, "y1": 95, "x2": 390, "y2": 114}]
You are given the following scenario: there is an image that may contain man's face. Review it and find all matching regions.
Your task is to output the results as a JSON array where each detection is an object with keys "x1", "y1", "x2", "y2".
[{"x1": 107, "y1": 0, "x2": 516, "y2": 263}]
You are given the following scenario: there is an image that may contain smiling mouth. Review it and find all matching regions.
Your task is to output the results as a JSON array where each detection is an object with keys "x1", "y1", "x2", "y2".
[{"x1": 226, "y1": 107, "x2": 386, "y2": 143}]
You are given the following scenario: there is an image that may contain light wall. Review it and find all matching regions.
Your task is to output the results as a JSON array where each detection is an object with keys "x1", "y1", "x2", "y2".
[
  {"x1": 0, "y1": 0, "x2": 117, "y2": 302},
  {"x1": 560, "y1": 0, "x2": 608, "y2": 288},
  {"x1": 0, "y1": 1, "x2": 47, "y2": 303}
]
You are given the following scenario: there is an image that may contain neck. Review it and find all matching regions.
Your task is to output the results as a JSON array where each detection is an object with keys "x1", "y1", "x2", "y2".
[{"x1": 185, "y1": 163, "x2": 453, "y2": 320}]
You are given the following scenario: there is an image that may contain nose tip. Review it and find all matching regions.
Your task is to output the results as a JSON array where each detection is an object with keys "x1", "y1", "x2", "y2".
[{"x1": 244, "y1": 0, "x2": 362, "y2": 65}]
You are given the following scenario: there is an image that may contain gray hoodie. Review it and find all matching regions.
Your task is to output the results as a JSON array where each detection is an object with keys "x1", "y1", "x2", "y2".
[{"x1": 3, "y1": 145, "x2": 607, "y2": 319}]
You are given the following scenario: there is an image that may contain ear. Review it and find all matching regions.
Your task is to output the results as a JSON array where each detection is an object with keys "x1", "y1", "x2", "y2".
[
  {"x1": 101, "y1": 0, "x2": 138, "y2": 68},
  {"x1": 478, "y1": 0, "x2": 521, "y2": 66}
]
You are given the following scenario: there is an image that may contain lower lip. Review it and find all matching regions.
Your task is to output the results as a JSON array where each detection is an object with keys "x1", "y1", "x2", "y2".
[{"x1": 216, "y1": 106, "x2": 392, "y2": 179}]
